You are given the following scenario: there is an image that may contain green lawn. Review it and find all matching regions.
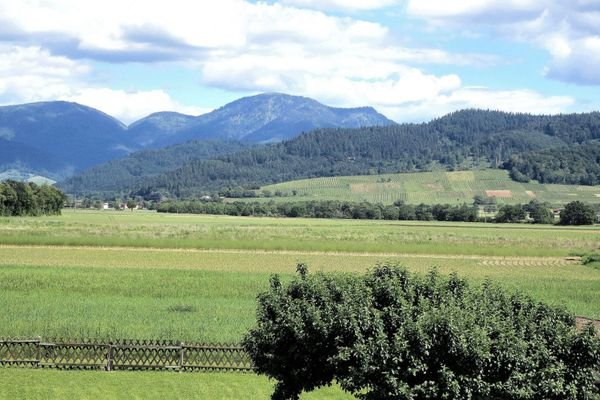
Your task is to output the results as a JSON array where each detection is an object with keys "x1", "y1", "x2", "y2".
[
  {"x1": 0, "y1": 369, "x2": 352, "y2": 400},
  {"x1": 257, "y1": 169, "x2": 600, "y2": 205}
]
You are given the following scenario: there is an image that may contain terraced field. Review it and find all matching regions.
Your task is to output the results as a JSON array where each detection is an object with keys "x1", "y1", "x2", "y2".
[{"x1": 258, "y1": 169, "x2": 600, "y2": 205}]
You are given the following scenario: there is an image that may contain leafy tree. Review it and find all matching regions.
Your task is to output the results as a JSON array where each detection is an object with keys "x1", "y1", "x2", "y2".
[
  {"x1": 0, "y1": 181, "x2": 65, "y2": 216},
  {"x1": 245, "y1": 265, "x2": 600, "y2": 400},
  {"x1": 243, "y1": 264, "x2": 376, "y2": 400},
  {"x1": 523, "y1": 200, "x2": 554, "y2": 224},
  {"x1": 559, "y1": 201, "x2": 597, "y2": 225},
  {"x1": 495, "y1": 204, "x2": 526, "y2": 223}
]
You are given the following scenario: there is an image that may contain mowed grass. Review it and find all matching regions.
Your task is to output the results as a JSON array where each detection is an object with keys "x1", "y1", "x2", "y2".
[
  {"x1": 0, "y1": 209, "x2": 599, "y2": 257},
  {"x1": 0, "y1": 369, "x2": 352, "y2": 400},
  {"x1": 258, "y1": 169, "x2": 600, "y2": 205}
]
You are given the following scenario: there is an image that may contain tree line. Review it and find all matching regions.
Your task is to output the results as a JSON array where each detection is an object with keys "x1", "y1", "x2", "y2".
[
  {"x1": 156, "y1": 198, "x2": 598, "y2": 225},
  {"x1": 156, "y1": 199, "x2": 480, "y2": 222},
  {"x1": 0, "y1": 180, "x2": 66, "y2": 216}
]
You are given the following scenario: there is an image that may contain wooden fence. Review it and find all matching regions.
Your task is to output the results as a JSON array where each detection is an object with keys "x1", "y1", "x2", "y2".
[{"x1": 0, "y1": 338, "x2": 253, "y2": 372}]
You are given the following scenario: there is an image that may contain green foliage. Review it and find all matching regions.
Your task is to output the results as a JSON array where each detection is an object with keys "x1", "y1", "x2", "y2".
[
  {"x1": 156, "y1": 199, "x2": 479, "y2": 222},
  {"x1": 505, "y1": 141, "x2": 600, "y2": 185},
  {"x1": 243, "y1": 264, "x2": 375, "y2": 400},
  {"x1": 495, "y1": 204, "x2": 526, "y2": 223},
  {"x1": 560, "y1": 201, "x2": 597, "y2": 225},
  {"x1": 523, "y1": 199, "x2": 555, "y2": 224},
  {"x1": 245, "y1": 265, "x2": 600, "y2": 400},
  {"x1": 0, "y1": 180, "x2": 65, "y2": 216},
  {"x1": 59, "y1": 140, "x2": 249, "y2": 197}
]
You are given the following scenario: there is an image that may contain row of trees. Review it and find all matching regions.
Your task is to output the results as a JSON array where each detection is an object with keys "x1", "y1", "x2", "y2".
[
  {"x1": 0, "y1": 180, "x2": 66, "y2": 216},
  {"x1": 156, "y1": 200, "x2": 480, "y2": 222},
  {"x1": 244, "y1": 265, "x2": 600, "y2": 399},
  {"x1": 156, "y1": 198, "x2": 598, "y2": 225}
]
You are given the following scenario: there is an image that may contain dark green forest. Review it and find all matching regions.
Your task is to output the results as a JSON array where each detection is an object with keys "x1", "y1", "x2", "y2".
[
  {"x1": 504, "y1": 141, "x2": 600, "y2": 185},
  {"x1": 59, "y1": 140, "x2": 249, "y2": 198},
  {"x1": 0, "y1": 180, "x2": 66, "y2": 216},
  {"x1": 60, "y1": 109, "x2": 600, "y2": 199}
]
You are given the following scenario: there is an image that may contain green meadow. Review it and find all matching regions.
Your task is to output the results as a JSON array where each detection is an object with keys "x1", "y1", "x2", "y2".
[
  {"x1": 1, "y1": 209, "x2": 598, "y2": 399},
  {"x1": 258, "y1": 169, "x2": 600, "y2": 205},
  {"x1": 0, "y1": 209, "x2": 598, "y2": 343}
]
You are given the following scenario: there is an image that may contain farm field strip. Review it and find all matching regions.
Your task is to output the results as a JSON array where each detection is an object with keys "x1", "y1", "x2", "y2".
[
  {"x1": 259, "y1": 169, "x2": 600, "y2": 205},
  {"x1": 1, "y1": 210, "x2": 599, "y2": 257},
  {"x1": 1, "y1": 244, "x2": 598, "y2": 342}
]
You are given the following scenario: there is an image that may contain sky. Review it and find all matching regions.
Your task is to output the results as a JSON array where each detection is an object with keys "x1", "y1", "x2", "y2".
[{"x1": 0, "y1": 0, "x2": 599, "y2": 124}]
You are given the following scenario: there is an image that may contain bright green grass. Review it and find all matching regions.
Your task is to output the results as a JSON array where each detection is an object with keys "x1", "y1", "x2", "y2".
[
  {"x1": 257, "y1": 169, "x2": 600, "y2": 205},
  {"x1": 0, "y1": 369, "x2": 352, "y2": 400},
  {"x1": 0, "y1": 247, "x2": 598, "y2": 341},
  {"x1": 0, "y1": 210, "x2": 598, "y2": 341},
  {"x1": 0, "y1": 209, "x2": 598, "y2": 257}
]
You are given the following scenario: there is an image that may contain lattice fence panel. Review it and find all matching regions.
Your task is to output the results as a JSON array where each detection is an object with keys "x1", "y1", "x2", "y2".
[
  {"x1": 0, "y1": 339, "x2": 39, "y2": 366},
  {"x1": 184, "y1": 344, "x2": 253, "y2": 371}
]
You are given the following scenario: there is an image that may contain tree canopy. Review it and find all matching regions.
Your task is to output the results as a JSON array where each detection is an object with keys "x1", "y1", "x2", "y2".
[
  {"x1": 0, "y1": 180, "x2": 66, "y2": 216},
  {"x1": 244, "y1": 264, "x2": 600, "y2": 400}
]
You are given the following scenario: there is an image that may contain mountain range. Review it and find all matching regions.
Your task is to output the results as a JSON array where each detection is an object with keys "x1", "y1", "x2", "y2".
[
  {"x1": 60, "y1": 109, "x2": 600, "y2": 198},
  {"x1": 0, "y1": 93, "x2": 394, "y2": 180}
]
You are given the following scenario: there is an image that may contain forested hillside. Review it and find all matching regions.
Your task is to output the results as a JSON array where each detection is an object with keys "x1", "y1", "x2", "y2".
[
  {"x1": 123, "y1": 110, "x2": 600, "y2": 199},
  {"x1": 504, "y1": 141, "x2": 600, "y2": 185},
  {"x1": 59, "y1": 140, "x2": 249, "y2": 197}
]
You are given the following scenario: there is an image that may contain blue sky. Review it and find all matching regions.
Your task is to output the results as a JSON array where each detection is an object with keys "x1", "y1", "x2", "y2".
[{"x1": 0, "y1": 0, "x2": 599, "y2": 123}]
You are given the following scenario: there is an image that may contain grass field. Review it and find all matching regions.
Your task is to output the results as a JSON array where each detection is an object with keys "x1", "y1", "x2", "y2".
[
  {"x1": 1, "y1": 209, "x2": 599, "y2": 399},
  {"x1": 256, "y1": 169, "x2": 600, "y2": 205},
  {"x1": 0, "y1": 369, "x2": 352, "y2": 400},
  {"x1": 0, "y1": 209, "x2": 598, "y2": 342},
  {"x1": 1, "y1": 209, "x2": 598, "y2": 257}
]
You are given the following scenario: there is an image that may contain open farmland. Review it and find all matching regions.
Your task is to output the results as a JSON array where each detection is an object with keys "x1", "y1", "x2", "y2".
[
  {"x1": 256, "y1": 169, "x2": 600, "y2": 205},
  {"x1": 0, "y1": 209, "x2": 598, "y2": 344}
]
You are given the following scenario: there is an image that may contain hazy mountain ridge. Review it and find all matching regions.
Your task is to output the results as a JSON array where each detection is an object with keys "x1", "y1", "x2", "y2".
[{"x1": 0, "y1": 93, "x2": 395, "y2": 179}]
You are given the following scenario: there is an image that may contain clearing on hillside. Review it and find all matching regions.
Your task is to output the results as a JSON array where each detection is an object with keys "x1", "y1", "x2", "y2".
[{"x1": 257, "y1": 169, "x2": 600, "y2": 205}]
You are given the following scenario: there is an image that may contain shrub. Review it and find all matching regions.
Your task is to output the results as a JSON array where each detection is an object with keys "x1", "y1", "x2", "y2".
[{"x1": 244, "y1": 264, "x2": 600, "y2": 400}]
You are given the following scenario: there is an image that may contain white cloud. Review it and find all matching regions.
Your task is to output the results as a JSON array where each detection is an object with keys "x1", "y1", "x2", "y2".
[
  {"x1": 382, "y1": 87, "x2": 574, "y2": 122},
  {"x1": 280, "y1": 0, "x2": 400, "y2": 11},
  {"x1": 0, "y1": 1, "x2": 580, "y2": 123},
  {"x1": 0, "y1": 45, "x2": 208, "y2": 123},
  {"x1": 406, "y1": 0, "x2": 600, "y2": 85}
]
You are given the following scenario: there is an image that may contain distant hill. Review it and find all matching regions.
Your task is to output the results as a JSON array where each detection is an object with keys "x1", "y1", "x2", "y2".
[
  {"x1": 59, "y1": 140, "x2": 250, "y2": 198},
  {"x1": 0, "y1": 101, "x2": 130, "y2": 179},
  {"x1": 140, "y1": 93, "x2": 396, "y2": 148},
  {"x1": 121, "y1": 109, "x2": 600, "y2": 199},
  {"x1": 0, "y1": 94, "x2": 395, "y2": 180}
]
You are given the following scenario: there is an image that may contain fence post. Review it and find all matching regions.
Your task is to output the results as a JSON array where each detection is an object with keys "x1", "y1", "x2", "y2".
[
  {"x1": 106, "y1": 342, "x2": 114, "y2": 372},
  {"x1": 179, "y1": 342, "x2": 185, "y2": 372},
  {"x1": 35, "y1": 336, "x2": 42, "y2": 367}
]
